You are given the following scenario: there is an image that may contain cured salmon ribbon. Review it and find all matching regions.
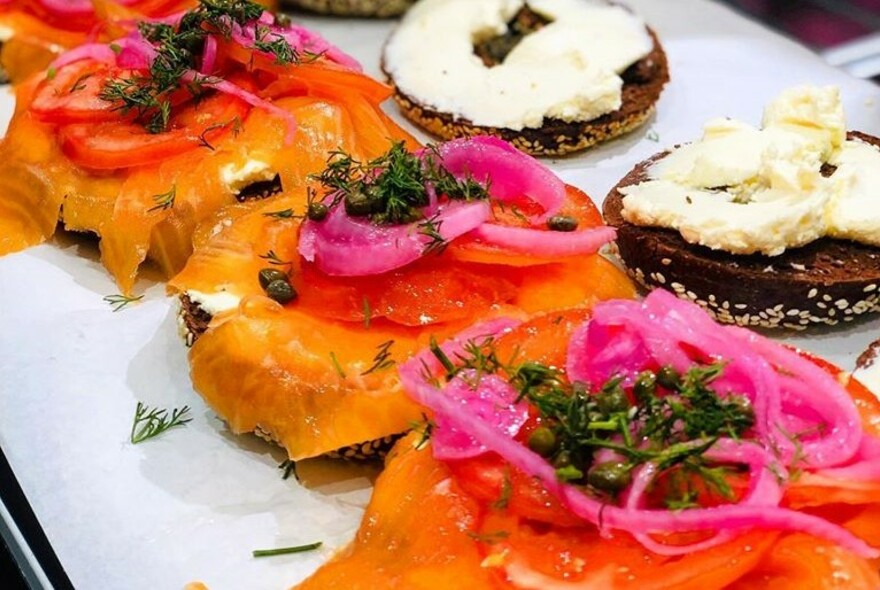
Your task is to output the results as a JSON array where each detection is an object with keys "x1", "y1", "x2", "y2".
[
  {"x1": 0, "y1": 0, "x2": 275, "y2": 82},
  {"x1": 0, "y1": 0, "x2": 414, "y2": 294},
  {"x1": 296, "y1": 295, "x2": 880, "y2": 589},
  {"x1": 169, "y1": 137, "x2": 635, "y2": 460}
]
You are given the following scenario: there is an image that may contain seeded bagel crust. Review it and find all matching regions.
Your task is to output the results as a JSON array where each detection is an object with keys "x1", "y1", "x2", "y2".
[
  {"x1": 282, "y1": 0, "x2": 414, "y2": 17},
  {"x1": 602, "y1": 131, "x2": 880, "y2": 331},
  {"x1": 177, "y1": 294, "x2": 402, "y2": 460},
  {"x1": 384, "y1": 29, "x2": 669, "y2": 157}
]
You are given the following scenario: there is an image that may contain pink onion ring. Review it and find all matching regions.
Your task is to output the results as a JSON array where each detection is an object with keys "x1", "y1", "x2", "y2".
[
  {"x1": 299, "y1": 200, "x2": 491, "y2": 276},
  {"x1": 468, "y1": 224, "x2": 616, "y2": 258}
]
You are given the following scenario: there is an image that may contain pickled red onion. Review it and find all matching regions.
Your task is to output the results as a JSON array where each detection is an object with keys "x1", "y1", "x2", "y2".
[
  {"x1": 468, "y1": 224, "x2": 616, "y2": 258},
  {"x1": 299, "y1": 201, "x2": 491, "y2": 276},
  {"x1": 434, "y1": 136, "x2": 564, "y2": 222},
  {"x1": 398, "y1": 290, "x2": 880, "y2": 558}
]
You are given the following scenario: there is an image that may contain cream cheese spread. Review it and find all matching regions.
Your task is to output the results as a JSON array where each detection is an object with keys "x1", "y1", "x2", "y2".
[
  {"x1": 186, "y1": 289, "x2": 242, "y2": 315},
  {"x1": 219, "y1": 159, "x2": 275, "y2": 195},
  {"x1": 383, "y1": 0, "x2": 653, "y2": 130},
  {"x1": 620, "y1": 86, "x2": 880, "y2": 256}
]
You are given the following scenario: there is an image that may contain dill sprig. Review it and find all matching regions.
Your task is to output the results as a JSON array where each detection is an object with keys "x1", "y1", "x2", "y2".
[
  {"x1": 148, "y1": 186, "x2": 177, "y2": 212},
  {"x1": 259, "y1": 249, "x2": 291, "y2": 266},
  {"x1": 130, "y1": 402, "x2": 192, "y2": 444},
  {"x1": 103, "y1": 293, "x2": 144, "y2": 312},
  {"x1": 252, "y1": 542, "x2": 322, "y2": 558},
  {"x1": 311, "y1": 141, "x2": 490, "y2": 227},
  {"x1": 361, "y1": 340, "x2": 395, "y2": 376},
  {"x1": 99, "y1": 0, "x2": 298, "y2": 133}
]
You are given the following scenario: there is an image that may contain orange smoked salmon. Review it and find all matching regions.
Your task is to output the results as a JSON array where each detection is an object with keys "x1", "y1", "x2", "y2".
[
  {"x1": 0, "y1": 0, "x2": 414, "y2": 294},
  {"x1": 169, "y1": 138, "x2": 636, "y2": 461},
  {"x1": 296, "y1": 305, "x2": 880, "y2": 590}
]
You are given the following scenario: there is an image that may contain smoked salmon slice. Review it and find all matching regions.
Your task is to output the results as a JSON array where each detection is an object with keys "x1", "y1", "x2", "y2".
[
  {"x1": 296, "y1": 302, "x2": 880, "y2": 590},
  {"x1": 0, "y1": 1, "x2": 415, "y2": 294},
  {"x1": 169, "y1": 138, "x2": 635, "y2": 461}
]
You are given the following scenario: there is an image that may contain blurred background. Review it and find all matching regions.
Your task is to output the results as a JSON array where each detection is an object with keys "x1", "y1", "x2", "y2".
[{"x1": 721, "y1": 0, "x2": 880, "y2": 81}]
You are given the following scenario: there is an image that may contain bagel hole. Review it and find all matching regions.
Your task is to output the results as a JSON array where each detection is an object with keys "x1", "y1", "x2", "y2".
[{"x1": 473, "y1": 4, "x2": 553, "y2": 67}]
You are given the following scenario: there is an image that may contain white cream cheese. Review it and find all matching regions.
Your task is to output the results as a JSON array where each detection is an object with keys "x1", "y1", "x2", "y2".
[
  {"x1": 621, "y1": 86, "x2": 880, "y2": 255},
  {"x1": 186, "y1": 289, "x2": 242, "y2": 315},
  {"x1": 383, "y1": 0, "x2": 653, "y2": 130},
  {"x1": 219, "y1": 159, "x2": 275, "y2": 195}
]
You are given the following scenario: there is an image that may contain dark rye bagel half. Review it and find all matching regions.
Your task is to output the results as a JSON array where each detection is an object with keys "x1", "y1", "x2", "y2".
[
  {"x1": 384, "y1": 27, "x2": 669, "y2": 157},
  {"x1": 602, "y1": 131, "x2": 880, "y2": 331},
  {"x1": 281, "y1": 0, "x2": 415, "y2": 17},
  {"x1": 177, "y1": 294, "x2": 401, "y2": 460}
]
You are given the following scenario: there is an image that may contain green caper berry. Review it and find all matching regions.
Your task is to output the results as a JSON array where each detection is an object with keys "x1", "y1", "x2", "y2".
[
  {"x1": 657, "y1": 366, "x2": 681, "y2": 390},
  {"x1": 596, "y1": 388, "x2": 630, "y2": 414},
  {"x1": 258, "y1": 268, "x2": 288, "y2": 290},
  {"x1": 633, "y1": 371, "x2": 657, "y2": 400},
  {"x1": 307, "y1": 202, "x2": 329, "y2": 222},
  {"x1": 274, "y1": 12, "x2": 292, "y2": 27},
  {"x1": 527, "y1": 427, "x2": 557, "y2": 457},
  {"x1": 587, "y1": 461, "x2": 632, "y2": 494},
  {"x1": 266, "y1": 280, "x2": 297, "y2": 305},
  {"x1": 547, "y1": 215, "x2": 579, "y2": 232},
  {"x1": 344, "y1": 192, "x2": 378, "y2": 217},
  {"x1": 553, "y1": 450, "x2": 573, "y2": 469},
  {"x1": 555, "y1": 464, "x2": 584, "y2": 482}
]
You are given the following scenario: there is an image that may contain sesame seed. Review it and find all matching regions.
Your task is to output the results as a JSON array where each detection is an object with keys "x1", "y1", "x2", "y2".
[
  {"x1": 807, "y1": 288, "x2": 818, "y2": 299},
  {"x1": 865, "y1": 284, "x2": 878, "y2": 293}
]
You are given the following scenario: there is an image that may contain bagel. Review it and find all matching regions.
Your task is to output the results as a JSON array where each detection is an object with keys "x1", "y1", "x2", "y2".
[{"x1": 382, "y1": 0, "x2": 668, "y2": 156}]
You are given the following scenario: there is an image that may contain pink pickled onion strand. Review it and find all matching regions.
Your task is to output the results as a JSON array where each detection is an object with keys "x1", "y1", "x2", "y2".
[
  {"x1": 232, "y1": 20, "x2": 361, "y2": 71},
  {"x1": 200, "y1": 34, "x2": 218, "y2": 75},
  {"x1": 299, "y1": 200, "x2": 491, "y2": 277},
  {"x1": 727, "y1": 326, "x2": 863, "y2": 467},
  {"x1": 433, "y1": 135, "x2": 565, "y2": 223},
  {"x1": 49, "y1": 43, "x2": 117, "y2": 69},
  {"x1": 182, "y1": 72, "x2": 297, "y2": 143},
  {"x1": 398, "y1": 290, "x2": 880, "y2": 558},
  {"x1": 398, "y1": 354, "x2": 878, "y2": 558},
  {"x1": 468, "y1": 224, "x2": 616, "y2": 258},
  {"x1": 818, "y1": 436, "x2": 880, "y2": 481},
  {"x1": 432, "y1": 371, "x2": 529, "y2": 461}
]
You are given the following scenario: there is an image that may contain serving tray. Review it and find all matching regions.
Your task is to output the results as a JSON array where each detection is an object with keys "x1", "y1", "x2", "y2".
[{"x1": 1, "y1": 1, "x2": 878, "y2": 588}]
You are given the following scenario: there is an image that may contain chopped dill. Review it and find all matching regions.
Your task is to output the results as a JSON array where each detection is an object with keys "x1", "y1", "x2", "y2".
[
  {"x1": 103, "y1": 293, "x2": 144, "y2": 312},
  {"x1": 262, "y1": 208, "x2": 299, "y2": 220},
  {"x1": 99, "y1": 0, "x2": 298, "y2": 133},
  {"x1": 252, "y1": 542, "x2": 322, "y2": 558},
  {"x1": 466, "y1": 530, "x2": 510, "y2": 544},
  {"x1": 311, "y1": 141, "x2": 490, "y2": 228},
  {"x1": 362, "y1": 297, "x2": 372, "y2": 329},
  {"x1": 329, "y1": 351, "x2": 346, "y2": 379},
  {"x1": 130, "y1": 402, "x2": 192, "y2": 444},
  {"x1": 361, "y1": 340, "x2": 395, "y2": 376},
  {"x1": 259, "y1": 249, "x2": 291, "y2": 266},
  {"x1": 148, "y1": 186, "x2": 177, "y2": 212}
]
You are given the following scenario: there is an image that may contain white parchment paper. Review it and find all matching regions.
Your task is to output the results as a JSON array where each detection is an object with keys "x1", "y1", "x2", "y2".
[{"x1": 1, "y1": 1, "x2": 879, "y2": 589}]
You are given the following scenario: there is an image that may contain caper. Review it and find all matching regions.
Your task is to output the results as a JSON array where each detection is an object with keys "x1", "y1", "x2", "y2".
[
  {"x1": 258, "y1": 268, "x2": 288, "y2": 289},
  {"x1": 587, "y1": 461, "x2": 632, "y2": 494},
  {"x1": 274, "y1": 12, "x2": 292, "y2": 27},
  {"x1": 633, "y1": 371, "x2": 657, "y2": 400},
  {"x1": 547, "y1": 215, "x2": 579, "y2": 232},
  {"x1": 266, "y1": 279, "x2": 297, "y2": 305},
  {"x1": 344, "y1": 191, "x2": 378, "y2": 217},
  {"x1": 555, "y1": 464, "x2": 584, "y2": 482},
  {"x1": 307, "y1": 202, "x2": 329, "y2": 222},
  {"x1": 657, "y1": 366, "x2": 681, "y2": 390},
  {"x1": 527, "y1": 426, "x2": 557, "y2": 457},
  {"x1": 596, "y1": 387, "x2": 630, "y2": 414},
  {"x1": 553, "y1": 450, "x2": 573, "y2": 469},
  {"x1": 726, "y1": 394, "x2": 756, "y2": 429}
]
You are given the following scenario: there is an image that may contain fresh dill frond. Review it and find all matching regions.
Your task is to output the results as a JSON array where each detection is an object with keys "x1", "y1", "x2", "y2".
[
  {"x1": 329, "y1": 351, "x2": 346, "y2": 379},
  {"x1": 259, "y1": 249, "x2": 291, "y2": 266},
  {"x1": 262, "y1": 208, "x2": 299, "y2": 220},
  {"x1": 361, "y1": 340, "x2": 395, "y2": 376},
  {"x1": 148, "y1": 186, "x2": 177, "y2": 212},
  {"x1": 252, "y1": 541, "x2": 322, "y2": 558},
  {"x1": 103, "y1": 294, "x2": 144, "y2": 312},
  {"x1": 130, "y1": 402, "x2": 192, "y2": 444},
  {"x1": 362, "y1": 297, "x2": 372, "y2": 329}
]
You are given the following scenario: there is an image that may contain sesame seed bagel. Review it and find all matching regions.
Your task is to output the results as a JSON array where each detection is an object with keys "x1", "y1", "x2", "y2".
[
  {"x1": 177, "y1": 295, "x2": 402, "y2": 461},
  {"x1": 282, "y1": 0, "x2": 415, "y2": 17},
  {"x1": 384, "y1": 26, "x2": 669, "y2": 157},
  {"x1": 602, "y1": 131, "x2": 880, "y2": 331}
]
